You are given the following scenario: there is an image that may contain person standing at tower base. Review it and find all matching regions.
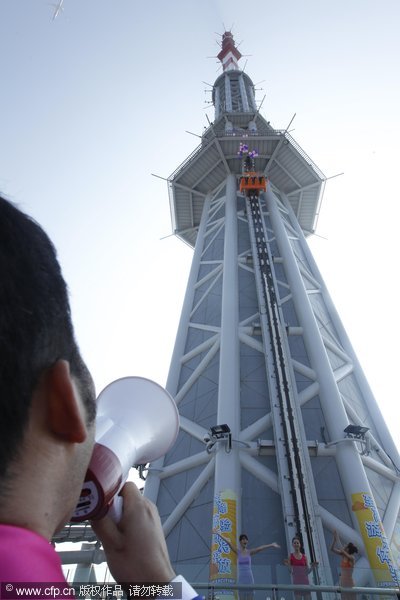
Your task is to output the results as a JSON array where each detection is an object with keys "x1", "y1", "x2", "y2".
[
  {"x1": 283, "y1": 536, "x2": 318, "y2": 600},
  {"x1": 330, "y1": 530, "x2": 358, "y2": 600},
  {"x1": 215, "y1": 532, "x2": 280, "y2": 600}
]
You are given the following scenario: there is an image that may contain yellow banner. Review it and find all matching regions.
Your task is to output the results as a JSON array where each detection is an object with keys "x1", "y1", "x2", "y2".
[
  {"x1": 390, "y1": 522, "x2": 400, "y2": 573},
  {"x1": 210, "y1": 490, "x2": 237, "y2": 590},
  {"x1": 351, "y1": 492, "x2": 399, "y2": 586}
]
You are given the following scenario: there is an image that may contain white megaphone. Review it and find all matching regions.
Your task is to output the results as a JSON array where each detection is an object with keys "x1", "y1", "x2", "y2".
[{"x1": 71, "y1": 376, "x2": 179, "y2": 523}]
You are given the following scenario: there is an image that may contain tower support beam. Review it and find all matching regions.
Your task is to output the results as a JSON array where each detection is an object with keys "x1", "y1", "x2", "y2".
[
  {"x1": 214, "y1": 174, "x2": 241, "y2": 509},
  {"x1": 267, "y1": 188, "x2": 398, "y2": 584}
]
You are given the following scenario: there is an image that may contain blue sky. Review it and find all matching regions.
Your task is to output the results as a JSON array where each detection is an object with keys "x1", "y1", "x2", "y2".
[{"x1": 1, "y1": 0, "x2": 399, "y2": 450}]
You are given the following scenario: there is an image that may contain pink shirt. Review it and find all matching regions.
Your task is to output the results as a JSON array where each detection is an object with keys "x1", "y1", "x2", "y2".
[{"x1": 0, "y1": 524, "x2": 66, "y2": 582}]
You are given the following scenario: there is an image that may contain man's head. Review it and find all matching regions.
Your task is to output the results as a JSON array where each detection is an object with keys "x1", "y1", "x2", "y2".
[{"x1": 0, "y1": 195, "x2": 96, "y2": 483}]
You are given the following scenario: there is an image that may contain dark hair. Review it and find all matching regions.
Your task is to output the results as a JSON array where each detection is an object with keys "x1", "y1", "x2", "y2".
[
  {"x1": 0, "y1": 196, "x2": 96, "y2": 479},
  {"x1": 239, "y1": 534, "x2": 248, "y2": 542},
  {"x1": 292, "y1": 535, "x2": 305, "y2": 553},
  {"x1": 346, "y1": 543, "x2": 358, "y2": 555}
]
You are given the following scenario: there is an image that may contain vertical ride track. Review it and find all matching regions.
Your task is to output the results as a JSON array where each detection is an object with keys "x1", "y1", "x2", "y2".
[{"x1": 245, "y1": 187, "x2": 322, "y2": 580}]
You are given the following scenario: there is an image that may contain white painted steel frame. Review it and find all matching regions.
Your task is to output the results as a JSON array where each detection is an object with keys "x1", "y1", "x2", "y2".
[
  {"x1": 267, "y1": 187, "x2": 377, "y2": 510},
  {"x1": 144, "y1": 177, "x2": 400, "y2": 587},
  {"x1": 214, "y1": 174, "x2": 241, "y2": 523}
]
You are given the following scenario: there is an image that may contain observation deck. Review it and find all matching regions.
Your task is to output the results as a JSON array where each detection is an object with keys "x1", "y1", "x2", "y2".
[{"x1": 168, "y1": 108, "x2": 326, "y2": 248}]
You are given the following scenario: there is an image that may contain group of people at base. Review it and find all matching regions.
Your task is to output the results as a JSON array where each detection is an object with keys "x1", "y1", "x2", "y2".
[{"x1": 216, "y1": 529, "x2": 358, "y2": 600}]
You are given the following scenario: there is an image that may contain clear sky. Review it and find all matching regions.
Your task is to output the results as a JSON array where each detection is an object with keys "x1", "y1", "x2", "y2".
[{"x1": 1, "y1": 0, "x2": 399, "y2": 452}]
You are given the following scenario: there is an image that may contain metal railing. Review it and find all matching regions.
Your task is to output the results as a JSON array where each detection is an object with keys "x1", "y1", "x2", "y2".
[
  {"x1": 167, "y1": 125, "x2": 325, "y2": 186},
  {"x1": 66, "y1": 581, "x2": 400, "y2": 600},
  {"x1": 198, "y1": 581, "x2": 400, "y2": 600}
]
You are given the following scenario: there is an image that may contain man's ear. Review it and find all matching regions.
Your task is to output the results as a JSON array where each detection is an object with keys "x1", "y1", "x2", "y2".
[{"x1": 44, "y1": 359, "x2": 89, "y2": 443}]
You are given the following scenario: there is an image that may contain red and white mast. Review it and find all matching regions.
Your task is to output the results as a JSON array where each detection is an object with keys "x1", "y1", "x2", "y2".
[{"x1": 217, "y1": 31, "x2": 242, "y2": 71}]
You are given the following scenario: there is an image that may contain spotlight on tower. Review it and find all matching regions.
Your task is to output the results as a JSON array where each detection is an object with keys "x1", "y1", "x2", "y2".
[
  {"x1": 205, "y1": 424, "x2": 232, "y2": 453},
  {"x1": 210, "y1": 424, "x2": 231, "y2": 438},
  {"x1": 344, "y1": 425, "x2": 370, "y2": 440}
]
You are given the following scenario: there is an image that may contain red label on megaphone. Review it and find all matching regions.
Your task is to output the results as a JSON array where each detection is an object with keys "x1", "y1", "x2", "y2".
[{"x1": 72, "y1": 443, "x2": 123, "y2": 521}]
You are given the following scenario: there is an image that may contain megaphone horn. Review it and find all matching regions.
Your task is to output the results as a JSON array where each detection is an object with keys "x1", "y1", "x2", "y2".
[{"x1": 71, "y1": 376, "x2": 179, "y2": 522}]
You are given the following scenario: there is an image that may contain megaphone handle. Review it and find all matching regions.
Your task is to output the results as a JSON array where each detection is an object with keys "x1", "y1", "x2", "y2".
[{"x1": 108, "y1": 494, "x2": 123, "y2": 523}]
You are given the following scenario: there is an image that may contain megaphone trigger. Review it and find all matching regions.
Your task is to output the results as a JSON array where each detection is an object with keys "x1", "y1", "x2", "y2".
[{"x1": 72, "y1": 376, "x2": 179, "y2": 523}]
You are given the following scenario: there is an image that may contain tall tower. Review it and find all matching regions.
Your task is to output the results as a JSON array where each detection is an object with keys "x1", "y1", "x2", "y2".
[{"x1": 144, "y1": 33, "x2": 400, "y2": 589}]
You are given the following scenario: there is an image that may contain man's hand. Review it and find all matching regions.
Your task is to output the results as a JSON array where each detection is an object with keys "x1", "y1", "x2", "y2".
[{"x1": 91, "y1": 482, "x2": 176, "y2": 583}]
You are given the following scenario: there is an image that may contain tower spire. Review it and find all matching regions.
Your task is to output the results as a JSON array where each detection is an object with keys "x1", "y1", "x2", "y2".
[
  {"x1": 213, "y1": 32, "x2": 256, "y2": 120},
  {"x1": 217, "y1": 31, "x2": 242, "y2": 71}
]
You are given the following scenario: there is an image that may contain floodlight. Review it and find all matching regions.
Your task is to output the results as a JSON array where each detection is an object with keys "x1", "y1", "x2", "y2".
[
  {"x1": 205, "y1": 424, "x2": 232, "y2": 453},
  {"x1": 210, "y1": 424, "x2": 231, "y2": 439},
  {"x1": 344, "y1": 425, "x2": 370, "y2": 439}
]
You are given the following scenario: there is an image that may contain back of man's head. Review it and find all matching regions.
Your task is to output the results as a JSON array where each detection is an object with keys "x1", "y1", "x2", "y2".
[{"x1": 0, "y1": 195, "x2": 95, "y2": 479}]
